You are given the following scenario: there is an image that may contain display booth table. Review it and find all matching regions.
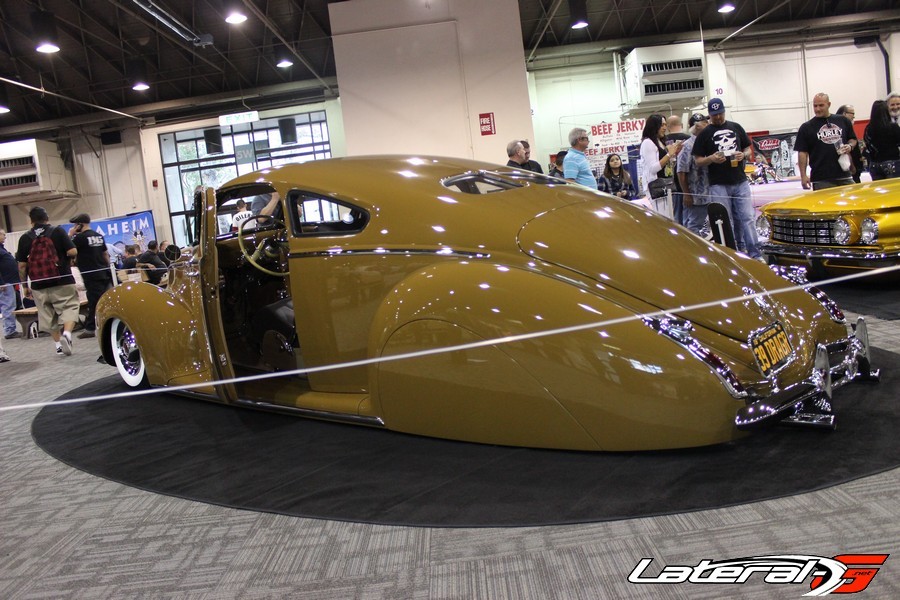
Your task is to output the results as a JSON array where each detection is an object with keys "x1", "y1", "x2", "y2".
[{"x1": 13, "y1": 301, "x2": 88, "y2": 338}]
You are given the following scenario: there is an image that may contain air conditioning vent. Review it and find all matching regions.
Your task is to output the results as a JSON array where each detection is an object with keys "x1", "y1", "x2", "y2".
[
  {"x1": 623, "y1": 42, "x2": 707, "y2": 110},
  {"x1": 0, "y1": 156, "x2": 36, "y2": 171},
  {"x1": 0, "y1": 173, "x2": 39, "y2": 190},
  {"x1": 0, "y1": 139, "x2": 77, "y2": 203},
  {"x1": 641, "y1": 59, "x2": 703, "y2": 74},
  {"x1": 644, "y1": 79, "x2": 705, "y2": 96}
]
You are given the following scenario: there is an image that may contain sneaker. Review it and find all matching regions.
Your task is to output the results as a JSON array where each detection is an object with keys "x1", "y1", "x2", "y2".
[
  {"x1": 4, "y1": 331, "x2": 21, "y2": 339},
  {"x1": 77, "y1": 330, "x2": 95, "y2": 339},
  {"x1": 0, "y1": 352, "x2": 10, "y2": 363},
  {"x1": 56, "y1": 345, "x2": 63, "y2": 354},
  {"x1": 60, "y1": 332, "x2": 73, "y2": 356}
]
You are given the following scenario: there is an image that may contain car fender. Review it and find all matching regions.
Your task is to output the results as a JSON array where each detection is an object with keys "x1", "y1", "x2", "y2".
[
  {"x1": 96, "y1": 282, "x2": 215, "y2": 388},
  {"x1": 368, "y1": 261, "x2": 745, "y2": 450}
]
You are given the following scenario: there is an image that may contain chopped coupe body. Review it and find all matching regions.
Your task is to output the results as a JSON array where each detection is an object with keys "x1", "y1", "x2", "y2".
[
  {"x1": 757, "y1": 179, "x2": 900, "y2": 276},
  {"x1": 96, "y1": 156, "x2": 877, "y2": 451}
]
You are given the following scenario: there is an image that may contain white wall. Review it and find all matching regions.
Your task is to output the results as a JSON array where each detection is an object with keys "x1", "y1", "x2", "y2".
[
  {"x1": 529, "y1": 62, "x2": 620, "y2": 171},
  {"x1": 724, "y1": 37, "x2": 894, "y2": 133},
  {"x1": 330, "y1": 0, "x2": 534, "y2": 164}
]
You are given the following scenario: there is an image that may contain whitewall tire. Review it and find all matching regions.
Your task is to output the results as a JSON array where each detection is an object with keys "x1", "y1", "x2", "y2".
[{"x1": 109, "y1": 318, "x2": 148, "y2": 388}]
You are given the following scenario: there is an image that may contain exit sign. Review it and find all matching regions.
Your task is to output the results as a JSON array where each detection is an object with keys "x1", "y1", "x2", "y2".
[{"x1": 219, "y1": 111, "x2": 259, "y2": 126}]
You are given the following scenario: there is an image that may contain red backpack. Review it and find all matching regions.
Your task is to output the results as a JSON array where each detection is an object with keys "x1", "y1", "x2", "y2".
[{"x1": 27, "y1": 227, "x2": 61, "y2": 284}]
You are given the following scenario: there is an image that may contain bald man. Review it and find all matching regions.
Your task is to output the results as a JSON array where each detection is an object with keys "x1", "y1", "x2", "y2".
[{"x1": 795, "y1": 92, "x2": 857, "y2": 190}]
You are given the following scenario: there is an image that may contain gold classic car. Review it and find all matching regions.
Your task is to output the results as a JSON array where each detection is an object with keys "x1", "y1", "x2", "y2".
[
  {"x1": 757, "y1": 178, "x2": 900, "y2": 277},
  {"x1": 96, "y1": 156, "x2": 879, "y2": 451}
]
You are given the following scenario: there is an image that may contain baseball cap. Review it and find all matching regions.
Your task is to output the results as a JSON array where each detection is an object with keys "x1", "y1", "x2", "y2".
[
  {"x1": 69, "y1": 213, "x2": 91, "y2": 224},
  {"x1": 689, "y1": 113, "x2": 709, "y2": 126},
  {"x1": 707, "y1": 98, "x2": 725, "y2": 115}
]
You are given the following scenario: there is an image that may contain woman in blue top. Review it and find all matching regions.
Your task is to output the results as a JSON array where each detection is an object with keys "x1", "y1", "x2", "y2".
[{"x1": 598, "y1": 154, "x2": 636, "y2": 200}]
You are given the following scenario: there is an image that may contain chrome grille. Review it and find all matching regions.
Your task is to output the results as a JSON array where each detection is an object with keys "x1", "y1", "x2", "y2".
[{"x1": 771, "y1": 217, "x2": 836, "y2": 245}]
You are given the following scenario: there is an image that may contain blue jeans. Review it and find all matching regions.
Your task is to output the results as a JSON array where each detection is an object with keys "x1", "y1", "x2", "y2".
[
  {"x1": 683, "y1": 203, "x2": 708, "y2": 235},
  {"x1": 672, "y1": 193, "x2": 684, "y2": 226},
  {"x1": 709, "y1": 182, "x2": 760, "y2": 258},
  {"x1": 0, "y1": 283, "x2": 16, "y2": 336}
]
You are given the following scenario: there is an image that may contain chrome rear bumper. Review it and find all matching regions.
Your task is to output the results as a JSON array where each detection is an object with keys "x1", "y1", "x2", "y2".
[{"x1": 735, "y1": 316, "x2": 880, "y2": 431}]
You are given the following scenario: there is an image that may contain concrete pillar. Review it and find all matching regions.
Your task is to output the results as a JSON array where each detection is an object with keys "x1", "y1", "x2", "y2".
[{"x1": 329, "y1": 0, "x2": 534, "y2": 164}]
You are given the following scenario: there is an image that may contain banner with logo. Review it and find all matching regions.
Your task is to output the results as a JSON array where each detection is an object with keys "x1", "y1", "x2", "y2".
[
  {"x1": 750, "y1": 133, "x2": 797, "y2": 179},
  {"x1": 60, "y1": 210, "x2": 157, "y2": 264},
  {"x1": 586, "y1": 119, "x2": 646, "y2": 171}
]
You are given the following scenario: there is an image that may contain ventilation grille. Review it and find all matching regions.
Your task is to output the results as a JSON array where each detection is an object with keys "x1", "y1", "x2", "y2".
[
  {"x1": 644, "y1": 79, "x2": 705, "y2": 96},
  {"x1": 771, "y1": 217, "x2": 837, "y2": 245},
  {"x1": 641, "y1": 59, "x2": 703, "y2": 74},
  {"x1": 0, "y1": 156, "x2": 36, "y2": 171},
  {"x1": 0, "y1": 173, "x2": 39, "y2": 190}
]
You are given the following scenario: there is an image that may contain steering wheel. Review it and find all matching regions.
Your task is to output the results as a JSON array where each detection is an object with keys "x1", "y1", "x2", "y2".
[{"x1": 237, "y1": 214, "x2": 288, "y2": 277}]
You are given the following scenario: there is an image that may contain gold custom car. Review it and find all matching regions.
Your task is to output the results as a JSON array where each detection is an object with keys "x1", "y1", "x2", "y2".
[
  {"x1": 757, "y1": 179, "x2": 900, "y2": 277},
  {"x1": 95, "y1": 156, "x2": 878, "y2": 451}
]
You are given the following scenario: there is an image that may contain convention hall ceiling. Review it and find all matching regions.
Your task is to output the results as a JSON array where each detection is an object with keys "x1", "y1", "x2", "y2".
[{"x1": 1, "y1": 1, "x2": 898, "y2": 141}]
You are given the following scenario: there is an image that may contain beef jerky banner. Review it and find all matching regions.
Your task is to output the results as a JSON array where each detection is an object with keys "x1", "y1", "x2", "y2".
[{"x1": 750, "y1": 133, "x2": 797, "y2": 179}]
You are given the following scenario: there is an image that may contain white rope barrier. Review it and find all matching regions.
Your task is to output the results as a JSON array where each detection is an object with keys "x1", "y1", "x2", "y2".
[{"x1": 2, "y1": 263, "x2": 897, "y2": 414}]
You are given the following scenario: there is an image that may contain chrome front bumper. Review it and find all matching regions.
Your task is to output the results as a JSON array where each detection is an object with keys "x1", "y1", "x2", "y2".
[
  {"x1": 760, "y1": 241, "x2": 900, "y2": 266},
  {"x1": 734, "y1": 316, "x2": 880, "y2": 431}
]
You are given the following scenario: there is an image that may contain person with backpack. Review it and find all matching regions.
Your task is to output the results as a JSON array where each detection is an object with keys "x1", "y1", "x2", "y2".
[{"x1": 15, "y1": 206, "x2": 79, "y2": 355}]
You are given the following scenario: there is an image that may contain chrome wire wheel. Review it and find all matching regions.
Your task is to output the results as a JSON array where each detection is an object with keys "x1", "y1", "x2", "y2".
[{"x1": 109, "y1": 318, "x2": 147, "y2": 388}]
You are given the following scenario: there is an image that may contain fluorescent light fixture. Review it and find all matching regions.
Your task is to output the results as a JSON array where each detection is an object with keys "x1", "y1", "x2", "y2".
[
  {"x1": 31, "y1": 11, "x2": 60, "y2": 53},
  {"x1": 0, "y1": 87, "x2": 10, "y2": 114},
  {"x1": 717, "y1": 0, "x2": 736, "y2": 13},
  {"x1": 568, "y1": 0, "x2": 589, "y2": 29}
]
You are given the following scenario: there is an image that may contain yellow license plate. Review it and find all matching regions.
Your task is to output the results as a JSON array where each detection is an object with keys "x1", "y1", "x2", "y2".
[{"x1": 751, "y1": 322, "x2": 793, "y2": 377}]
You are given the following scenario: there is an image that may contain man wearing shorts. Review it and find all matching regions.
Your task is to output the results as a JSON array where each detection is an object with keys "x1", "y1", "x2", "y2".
[{"x1": 16, "y1": 207, "x2": 79, "y2": 355}]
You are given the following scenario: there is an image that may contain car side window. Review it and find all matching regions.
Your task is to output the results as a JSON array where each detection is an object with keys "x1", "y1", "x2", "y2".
[
  {"x1": 290, "y1": 193, "x2": 368, "y2": 236},
  {"x1": 214, "y1": 185, "x2": 282, "y2": 239}
]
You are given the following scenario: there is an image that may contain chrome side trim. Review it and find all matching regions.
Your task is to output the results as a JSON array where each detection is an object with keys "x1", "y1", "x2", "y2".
[
  {"x1": 234, "y1": 399, "x2": 386, "y2": 427},
  {"x1": 287, "y1": 248, "x2": 490, "y2": 259},
  {"x1": 643, "y1": 316, "x2": 748, "y2": 399}
]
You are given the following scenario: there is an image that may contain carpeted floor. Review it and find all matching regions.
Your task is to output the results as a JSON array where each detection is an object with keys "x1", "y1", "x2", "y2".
[
  {"x1": 822, "y1": 279, "x2": 900, "y2": 321},
  {"x1": 32, "y1": 347, "x2": 900, "y2": 527}
]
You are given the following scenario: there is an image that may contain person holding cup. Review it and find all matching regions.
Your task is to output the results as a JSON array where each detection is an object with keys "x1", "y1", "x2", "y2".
[
  {"x1": 795, "y1": 92, "x2": 857, "y2": 191},
  {"x1": 692, "y1": 98, "x2": 761, "y2": 260}
]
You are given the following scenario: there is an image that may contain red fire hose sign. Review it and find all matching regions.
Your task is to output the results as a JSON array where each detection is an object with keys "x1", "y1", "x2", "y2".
[{"x1": 479, "y1": 113, "x2": 496, "y2": 136}]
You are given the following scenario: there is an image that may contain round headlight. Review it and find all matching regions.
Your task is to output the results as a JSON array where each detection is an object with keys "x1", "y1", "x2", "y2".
[
  {"x1": 860, "y1": 217, "x2": 878, "y2": 245},
  {"x1": 755, "y1": 215, "x2": 771, "y2": 239},
  {"x1": 833, "y1": 218, "x2": 851, "y2": 245}
]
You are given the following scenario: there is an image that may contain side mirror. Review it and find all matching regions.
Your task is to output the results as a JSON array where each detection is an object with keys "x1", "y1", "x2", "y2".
[{"x1": 164, "y1": 244, "x2": 182, "y2": 262}]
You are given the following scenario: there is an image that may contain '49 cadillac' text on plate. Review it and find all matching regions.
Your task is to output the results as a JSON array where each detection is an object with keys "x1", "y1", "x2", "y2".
[{"x1": 751, "y1": 322, "x2": 793, "y2": 377}]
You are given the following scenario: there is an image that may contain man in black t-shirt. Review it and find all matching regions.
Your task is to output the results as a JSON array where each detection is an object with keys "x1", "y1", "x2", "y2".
[
  {"x1": 692, "y1": 98, "x2": 761, "y2": 259},
  {"x1": 70, "y1": 213, "x2": 113, "y2": 339},
  {"x1": 138, "y1": 240, "x2": 168, "y2": 285},
  {"x1": 16, "y1": 206, "x2": 79, "y2": 355},
  {"x1": 795, "y1": 93, "x2": 857, "y2": 190}
]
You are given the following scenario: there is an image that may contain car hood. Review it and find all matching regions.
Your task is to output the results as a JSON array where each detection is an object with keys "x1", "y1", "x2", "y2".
[
  {"x1": 763, "y1": 179, "x2": 900, "y2": 215},
  {"x1": 517, "y1": 200, "x2": 782, "y2": 342}
]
